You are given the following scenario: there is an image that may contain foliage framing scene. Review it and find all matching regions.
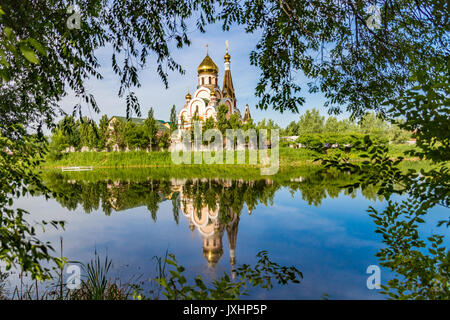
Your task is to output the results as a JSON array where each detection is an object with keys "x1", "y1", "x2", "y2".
[{"x1": 0, "y1": 0, "x2": 448, "y2": 303}]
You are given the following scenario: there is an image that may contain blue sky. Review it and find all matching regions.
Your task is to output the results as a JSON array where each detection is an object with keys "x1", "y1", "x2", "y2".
[{"x1": 58, "y1": 21, "x2": 335, "y2": 128}]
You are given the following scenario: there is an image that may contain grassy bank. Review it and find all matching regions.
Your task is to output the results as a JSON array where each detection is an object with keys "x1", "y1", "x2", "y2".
[{"x1": 41, "y1": 145, "x2": 421, "y2": 169}]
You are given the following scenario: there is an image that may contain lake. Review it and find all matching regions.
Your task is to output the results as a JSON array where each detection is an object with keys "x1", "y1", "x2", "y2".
[{"x1": 9, "y1": 167, "x2": 449, "y2": 299}]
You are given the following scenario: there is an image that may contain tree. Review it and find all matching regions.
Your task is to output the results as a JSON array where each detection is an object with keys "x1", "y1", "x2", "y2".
[
  {"x1": 57, "y1": 116, "x2": 80, "y2": 150},
  {"x1": 79, "y1": 116, "x2": 98, "y2": 149},
  {"x1": 203, "y1": 116, "x2": 216, "y2": 131},
  {"x1": 97, "y1": 115, "x2": 110, "y2": 150},
  {"x1": 323, "y1": 117, "x2": 340, "y2": 134},
  {"x1": 158, "y1": 131, "x2": 171, "y2": 150},
  {"x1": 256, "y1": 118, "x2": 280, "y2": 143},
  {"x1": 0, "y1": 125, "x2": 65, "y2": 280},
  {"x1": 109, "y1": 118, "x2": 126, "y2": 151},
  {"x1": 389, "y1": 119, "x2": 411, "y2": 144},
  {"x1": 297, "y1": 109, "x2": 324, "y2": 135},
  {"x1": 124, "y1": 121, "x2": 148, "y2": 150},
  {"x1": 242, "y1": 118, "x2": 256, "y2": 131},
  {"x1": 201, "y1": 116, "x2": 217, "y2": 145},
  {"x1": 228, "y1": 113, "x2": 242, "y2": 130},
  {"x1": 296, "y1": 134, "x2": 324, "y2": 152},
  {"x1": 216, "y1": 104, "x2": 229, "y2": 135},
  {"x1": 47, "y1": 128, "x2": 69, "y2": 160},
  {"x1": 144, "y1": 108, "x2": 159, "y2": 151},
  {"x1": 283, "y1": 120, "x2": 299, "y2": 136},
  {"x1": 169, "y1": 105, "x2": 178, "y2": 132},
  {"x1": 358, "y1": 112, "x2": 388, "y2": 137}
]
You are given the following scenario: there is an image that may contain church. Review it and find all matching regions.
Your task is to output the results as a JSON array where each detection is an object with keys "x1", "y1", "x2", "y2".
[{"x1": 177, "y1": 42, "x2": 251, "y2": 130}]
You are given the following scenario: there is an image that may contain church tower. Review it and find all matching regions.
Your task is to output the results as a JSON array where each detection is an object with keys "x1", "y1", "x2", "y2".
[
  {"x1": 243, "y1": 104, "x2": 251, "y2": 123},
  {"x1": 222, "y1": 41, "x2": 236, "y2": 114}
]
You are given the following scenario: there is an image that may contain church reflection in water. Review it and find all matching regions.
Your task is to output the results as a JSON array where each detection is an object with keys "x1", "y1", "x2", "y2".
[{"x1": 177, "y1": 180, "x2": 243, "y2": 273}]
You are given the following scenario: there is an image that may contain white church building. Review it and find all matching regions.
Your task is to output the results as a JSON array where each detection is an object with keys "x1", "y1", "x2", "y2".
[{"x1": 177, "y1": 42, "x2": 251, "y2": 129}]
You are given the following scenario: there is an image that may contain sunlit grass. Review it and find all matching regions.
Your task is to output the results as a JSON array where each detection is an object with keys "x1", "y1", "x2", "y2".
[{"x1": 40, "y1": 144, "x2": 428, "y2": 171}]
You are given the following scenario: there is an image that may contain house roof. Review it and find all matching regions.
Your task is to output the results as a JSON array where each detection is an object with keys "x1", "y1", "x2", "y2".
[
  {"x1": 110, "y1": 116, "x2": 172, "y2": 131},
  {"x1": 110, "y1": 116, "x2": 145, "y2": 125}
]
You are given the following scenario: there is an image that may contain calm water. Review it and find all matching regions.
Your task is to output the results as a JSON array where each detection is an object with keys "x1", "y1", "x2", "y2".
[{"x1": 10, "y1": 169, "x2": 449, "y2": 299}]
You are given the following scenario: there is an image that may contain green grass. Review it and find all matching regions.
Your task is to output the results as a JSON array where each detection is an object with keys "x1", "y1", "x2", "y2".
[
  {"x1": 387, "y1": 144, "x2": 418, "y2": 158},
  {"x1": 41, "y1": 144, "x2": 423, "y2": 169},
  {"x1": 44, "y1": 151, "x2": 172, "y2": 167}
]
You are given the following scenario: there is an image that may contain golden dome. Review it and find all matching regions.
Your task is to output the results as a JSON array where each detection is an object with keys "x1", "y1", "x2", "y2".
[
  {"x1": 210, "y1": 89, "x2": 216, "y2": 97},
  {"x1": 198, "y1": 54, "x2": 219, "y2": 74},
  {"x1": 185, "y1": 92, "x2": 192, "y2": 100},
  {"x1": 203, "y1": 247, "x2": 223, "y2": 265}
]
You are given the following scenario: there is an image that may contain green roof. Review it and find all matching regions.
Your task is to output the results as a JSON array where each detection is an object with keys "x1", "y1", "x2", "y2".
[
  {"x1": 110, "y1": 116, "x2": 171, "y2": 131},
  {"x1": 110, "y1": 116, "x2": 145, "y2": 125}
]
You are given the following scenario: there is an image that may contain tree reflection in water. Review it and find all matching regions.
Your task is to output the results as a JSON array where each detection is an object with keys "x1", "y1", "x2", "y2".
[{"x1": 42, "y1": 170, "x2": 384, "y2": 273}]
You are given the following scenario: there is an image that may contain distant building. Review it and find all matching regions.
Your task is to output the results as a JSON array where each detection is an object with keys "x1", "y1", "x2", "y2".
[
  {"x1": 282, "y1": 136, "x2": 300, "y2": 142},
  {"x1": 281, "y1": 136, "x2": 301, "y2": 148}
]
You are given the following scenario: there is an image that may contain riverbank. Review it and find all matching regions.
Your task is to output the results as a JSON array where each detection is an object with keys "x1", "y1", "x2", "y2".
[{"x1": 41, "y1": 145, "x2": 420, "y2": 169}]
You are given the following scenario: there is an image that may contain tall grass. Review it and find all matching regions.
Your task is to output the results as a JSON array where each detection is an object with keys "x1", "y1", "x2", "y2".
[
  {"x1": 2, "y1": 254, "x2": 141, "y2": 300},
  {"x1": 70, "y1": 254, "x2": 132, "y2": 300}
]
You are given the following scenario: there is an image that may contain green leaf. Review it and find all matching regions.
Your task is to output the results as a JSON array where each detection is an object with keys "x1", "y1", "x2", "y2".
[
  {"x1": 0, "y1": 69, "x2": 10, "y2": 82},
  {"x1": 19, "y1": 42, "x2": 40, "y2": 64},
  {"x1": 4, "y1": 27, "x2": 13, "y2": 40},
  {"x1": 27, "y1": 38, "x2": 47, "y2": 57}
]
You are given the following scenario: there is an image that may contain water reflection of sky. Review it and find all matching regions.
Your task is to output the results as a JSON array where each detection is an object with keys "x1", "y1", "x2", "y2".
[{"x1": 10, "y1": 183, "x2": 449, "y2": 300}]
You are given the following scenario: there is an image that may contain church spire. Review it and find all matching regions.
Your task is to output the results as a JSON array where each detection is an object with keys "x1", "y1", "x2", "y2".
[
  {"x1": 224, "y1": 40, "x2": 230, "y2": 62},
  {"x1": 243, "y1": 104, "x2": 251, "y2": 123},
  {"x1": 222, "y1": 40, "x2": 236, "y2": 110}
]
